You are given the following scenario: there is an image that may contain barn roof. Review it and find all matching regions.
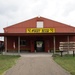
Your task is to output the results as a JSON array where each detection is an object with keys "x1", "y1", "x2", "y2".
[{"x1": 4, "y1": 17, "x2": 75, "y2": 33}]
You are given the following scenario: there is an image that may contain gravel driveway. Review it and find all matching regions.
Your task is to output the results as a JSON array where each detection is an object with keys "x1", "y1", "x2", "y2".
[{"x1": 4, "y1": 53, "x2": 71, "y2": 75}]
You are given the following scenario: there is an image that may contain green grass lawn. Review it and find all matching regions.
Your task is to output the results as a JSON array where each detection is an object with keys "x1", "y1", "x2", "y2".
[
  {"x1": 0, "y1": 55, "x2": 20, "y2": 75},
  {"x1": 53, "y1": 54, "x2": 75, "y2": 75}
]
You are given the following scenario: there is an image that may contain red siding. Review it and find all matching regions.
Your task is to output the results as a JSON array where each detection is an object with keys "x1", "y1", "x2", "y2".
[
  {"x1": 7, "y1": 37, "x2": 18, "y2": 52},
  {"x1": 6, "y1": 35, "x2": 75, "y2": 52},
  {"x1": 4, "y1": 17, "x2": 75, "y2": 33},
  {"x1": 3, "y1": 17, "x2": 75, "y2": 52}
]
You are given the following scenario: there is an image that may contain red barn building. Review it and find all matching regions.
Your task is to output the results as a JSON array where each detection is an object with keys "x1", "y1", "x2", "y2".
[{"x1": 0, "y1": 17, "x2": 75, "y2": 53}]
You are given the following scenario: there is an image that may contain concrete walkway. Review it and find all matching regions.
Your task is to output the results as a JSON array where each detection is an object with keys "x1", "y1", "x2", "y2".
[{"x1": 4, "y1": 53, "x2": 71, "y2": 75}]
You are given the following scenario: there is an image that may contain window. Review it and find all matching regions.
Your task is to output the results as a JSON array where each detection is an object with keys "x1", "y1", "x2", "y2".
[
  {"x1": 20, "y1": 40, "x2": 27, "y2": 46},
  {"x1": 36, "y1": 21, "x2": 43, "y2": 28}
]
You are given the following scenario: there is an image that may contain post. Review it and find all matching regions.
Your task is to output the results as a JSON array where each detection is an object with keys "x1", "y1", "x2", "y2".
[
  {"x1": 67, "y1": 36, "x2": 69, "y2": 54},
  {"x1": 30, "y1": 40, "x2": 34, "y2": 52},
  {"x1": 18, "y1": 36, "x2": 20, "y2": 54},
  {"x1": 73, "y1": 51, "x2": 74, "y2": 57},
  {"x1": 5, "y1": 37, "x2": 7, "y2": 53},
  {"x1": 60, "y1": 51, "x2": 63, "y2": 57},
  {"x1": 53, "y1": 36, "x2": 56, "y2": 54}
]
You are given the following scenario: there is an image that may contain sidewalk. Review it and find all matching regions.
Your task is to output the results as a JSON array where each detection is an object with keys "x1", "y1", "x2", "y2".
[{"x1": 4, "y1": 53, "x2": 71, "y2": 75}]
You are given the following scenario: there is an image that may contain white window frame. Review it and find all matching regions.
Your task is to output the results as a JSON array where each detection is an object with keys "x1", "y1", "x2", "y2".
[{"x1": 36, "y1": 21, "x2": 44, "y2": 28}]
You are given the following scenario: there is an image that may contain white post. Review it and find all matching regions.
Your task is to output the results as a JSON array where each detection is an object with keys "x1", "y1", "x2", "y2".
[
  {"x1": 67, "y1": 36, "x2": 69, "y2": 54},
  {"x1": 53, "y1": 36, "x2": 56, "y2": 54},
  {"x1": 5, "y1": 37, "x2": 7, "y2": 53},
  {"x1": 18, "y1": 36, "x2": 20, "y2": 54}
]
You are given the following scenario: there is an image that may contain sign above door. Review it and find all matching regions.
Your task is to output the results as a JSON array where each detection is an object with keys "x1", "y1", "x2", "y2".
[{"x1": 26, "y1": 28, "x2": 55, "y2": 33}]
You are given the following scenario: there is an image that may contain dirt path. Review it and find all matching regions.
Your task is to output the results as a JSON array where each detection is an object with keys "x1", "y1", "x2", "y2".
[{"x1": 4, "y1": 54, "x2": 71, "y2": 75}]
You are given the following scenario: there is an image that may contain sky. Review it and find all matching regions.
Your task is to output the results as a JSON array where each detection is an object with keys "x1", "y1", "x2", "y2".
[{"x1": 0, "y1": 0, "x2": 75, "y2": 33}]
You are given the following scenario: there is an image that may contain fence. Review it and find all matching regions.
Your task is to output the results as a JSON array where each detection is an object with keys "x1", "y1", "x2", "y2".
[
  {"x1": 59, "y1": 42, "x2": 75, "y2": 51},
  {"x1": 59, "y1": 42, "x2": 75, "y2": 56}
]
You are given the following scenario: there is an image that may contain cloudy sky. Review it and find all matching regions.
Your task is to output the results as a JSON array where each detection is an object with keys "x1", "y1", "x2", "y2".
[{"x1": 0, "y1": 0, "x2": 75, "y2": 33}]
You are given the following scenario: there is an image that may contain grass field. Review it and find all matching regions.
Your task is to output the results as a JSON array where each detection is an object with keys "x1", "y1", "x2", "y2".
[
  {"x1": 0, "y1": 55, "x2": 20, "y2": 75},
  {"x1": 53, "y1": 54, "x2": 75, "y2": 75}
]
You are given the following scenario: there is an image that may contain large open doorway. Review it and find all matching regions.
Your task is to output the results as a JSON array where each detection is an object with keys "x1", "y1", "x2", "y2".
[{"x1": 35, "y1": 40, "x2": 44, "y2": 52}]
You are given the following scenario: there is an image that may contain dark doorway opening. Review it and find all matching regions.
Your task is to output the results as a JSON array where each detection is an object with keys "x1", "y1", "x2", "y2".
[{"x1": 35, "y1": 40, "x2": 44, "y2": 52}]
